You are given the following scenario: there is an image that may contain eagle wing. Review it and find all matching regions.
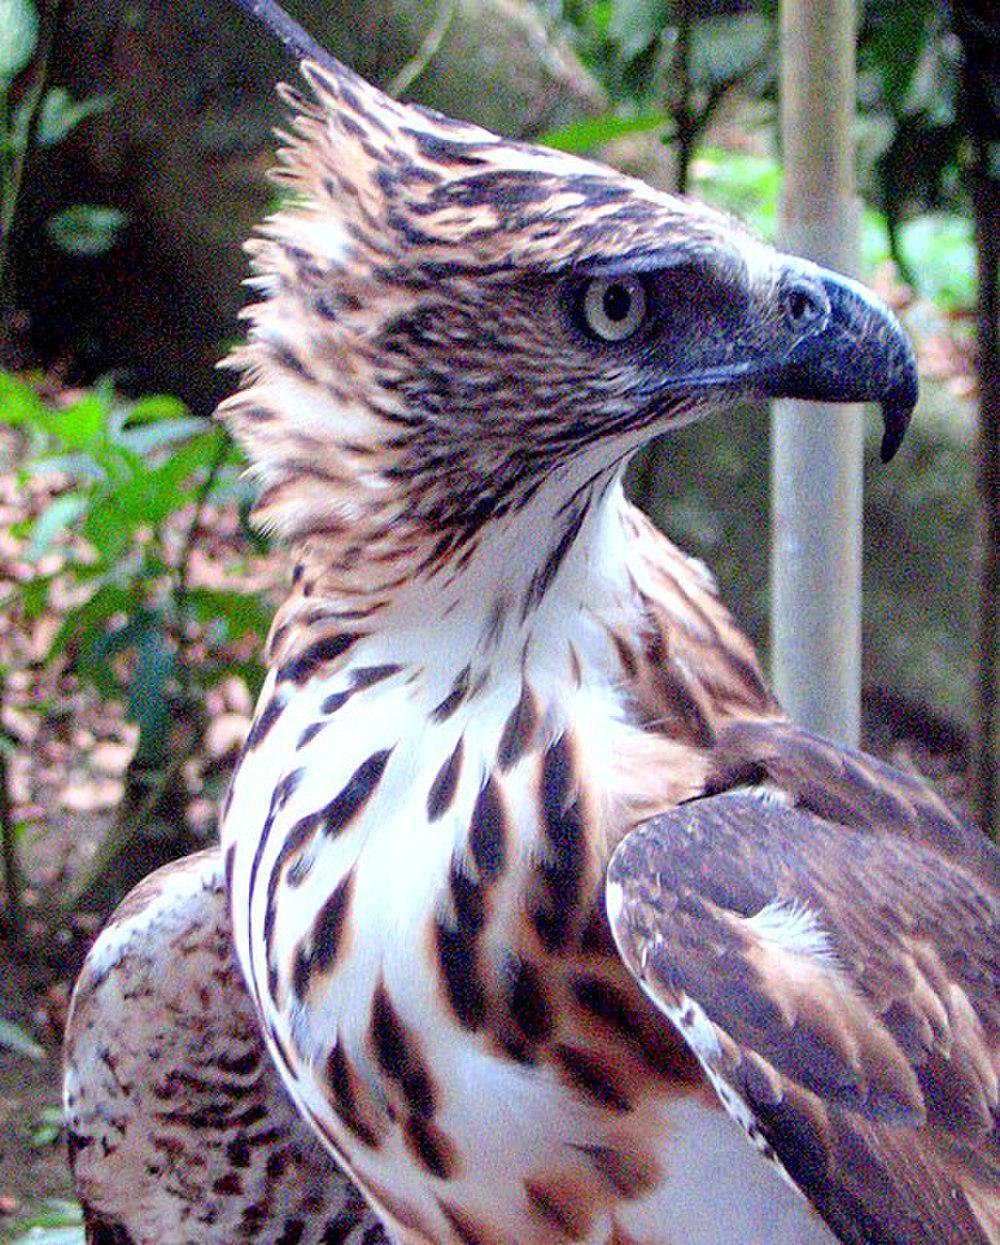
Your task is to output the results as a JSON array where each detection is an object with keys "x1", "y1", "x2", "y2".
[
  {"x1": 64, "y1": 848, "x2": 389, "y2": 1244},
  {"x1": 607, "y1": 724, "x2": 999, "y2": 1245}
]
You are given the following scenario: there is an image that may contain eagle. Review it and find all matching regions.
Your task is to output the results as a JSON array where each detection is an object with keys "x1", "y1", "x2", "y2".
[{"x1": 64, "y1": 3, "x2": 998, "y2": 1243}]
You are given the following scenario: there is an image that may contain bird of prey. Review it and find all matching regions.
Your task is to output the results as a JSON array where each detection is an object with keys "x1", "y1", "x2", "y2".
[{"x1": 64, "y1": 3, "x2": 998, "y2": 1242}]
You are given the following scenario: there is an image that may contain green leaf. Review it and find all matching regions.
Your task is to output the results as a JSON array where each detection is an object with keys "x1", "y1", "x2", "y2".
[
  {"x1": 45, "y1": 205, "x2": 127, "y2": 257},
  {"x1": 0, "y1": 370, "x2": 46, "y2": 427},
  {"x1": 539, "y1": 108, "x2": 668, "y2": 154},
  {"x1": 185, "y1": 587, "x2": 271, "y2": 642},
  {"x1": 5, "y1": 1199, "x2": 84, "y2": 1244},
  {"x1": 0, "y1": 0, "x2": 38, "y2": 83},
  {"x1": 690, "y1": 15, "x2": 773, "y2": 88},
  {"x1": 118, "y1": 415, "x2": 208, "y2": 457},
  {"x1": 690, "y1": 146, "x2": 782, "y2": 239},
  {"x1": 608, "y1": 0, "x2": 669, "y2": 62},
  {"x1": 82, "y1": 500, "x2": 130, "y2": 563},
  {"x1": 29, "y1": 1106, "x2": 65, "y2": 1149},
  {"x1": 48, "y1": 582, "x2": 136, "y2": 661},
  {"x1": 37, "y1": 392, "x2": 106, "y2": 450},
  {"x1": 0, "y1": 1017, "x2": 44, "y2": 1060},
  {"x1": 897, "y1": 212, "x2": 975, "y2": 310},
  {"x1": 17, "y1": 574, "x2": 51, "y2": 619},
  {"x1": 36, "y1": 87, "x2": 112, "y2": 147},
  {"x1": 863, "y1": 5, "x2": 931, "y2": 113},
  {"x1": 123, "y1": 394, "x2": 190, "y2": 425},
  {"x1": 27, "y1": 493, "x2": 88, "y2": 557}
]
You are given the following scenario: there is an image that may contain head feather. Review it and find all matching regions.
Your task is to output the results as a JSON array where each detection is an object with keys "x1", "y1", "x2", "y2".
[{"x1": 218, "y1": 56, "x2": 754, "y2": 602}]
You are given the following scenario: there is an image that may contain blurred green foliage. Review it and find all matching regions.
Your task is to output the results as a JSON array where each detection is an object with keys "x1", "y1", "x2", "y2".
[
  {"x1": 542, "y1": 0, "x2": 972, "y2": 303},
  {"x1": 1, "y1": 0, "x2": 122, "y2": 335},
  {"x1": 0, "y1": 373, "x2": 268, "y2": 765},
  {"x1": 0, "y1": 1199, "x2": 83, "y2": 1244},
  {"x1": 690, "y1": 148, "x2": 976, "y2": 308}
]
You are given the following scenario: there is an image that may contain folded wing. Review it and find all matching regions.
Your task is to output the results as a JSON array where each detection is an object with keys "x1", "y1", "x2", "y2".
[{"x1": 607, "y1": 725, "x2": 999, "y2": 1245}]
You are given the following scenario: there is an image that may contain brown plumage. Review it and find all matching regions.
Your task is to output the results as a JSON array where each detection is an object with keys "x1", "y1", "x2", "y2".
[
  {"x1": 608, "y1": 735, "x2": 999, "y2": 1243},
  {"x1": 64, "y1": 8, "x2": 996, "y2": 1243},
  {"x1": 64, "y1": 851, "x2": 388, "y2": 1244}
]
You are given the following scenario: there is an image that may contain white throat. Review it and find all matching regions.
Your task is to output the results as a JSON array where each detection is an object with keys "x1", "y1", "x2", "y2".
[{"x1": 347, "y1": 464, "x2": 640, "y2": 709}]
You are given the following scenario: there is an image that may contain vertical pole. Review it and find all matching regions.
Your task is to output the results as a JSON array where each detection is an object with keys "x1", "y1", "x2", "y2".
[{"x1": 771, "y1": 0, "x2": 862, "y2": 745}]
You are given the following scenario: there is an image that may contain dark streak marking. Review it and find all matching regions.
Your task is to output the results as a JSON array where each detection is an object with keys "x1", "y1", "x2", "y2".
[
  {"x1": 573, "y1": 975, "x2": 645, "y2": 1044},
  {"x1": 534, "y1": 734, "x2": 587, "y2": 951},
  {"x1": 524, "y1": 1178, "x2": 585, "y2": 1238},
  {"x1": 521, "y1": 496, "x2": 590, "y2": 619},
  {"x1": 436, "y1": 1199, "x2": 493, "y2": 1245},
  {"x1": 404, "y1": 1113, "x2": 457, "y2": 1180},
  {"x1": 575, "y1": 1145, "x2": 660, "y2": 1199},
  {"x1": 224, "y1": 842, "x2": 236, "y2": 895},
  {"x1": 436, "y1": 849, "x2": 489, "y2": 1029},
  {"x1": 554, "y1": 1044, "x2": 631, "y2": 1112},
  {"x1": 280, "y1": 633, "x2": 358, "y2": 685},
  {"x1": 498, "y1": 681, "x2": 537, "y2": 770},
  {"x1": 292, "y1": 871, "x2": 355, "y2": 999},
  {"x1": 297, "y1": 722, "x2": 324, "y2": 750},
  {"x1": 468, "y1": 775, "x2": 507, "y2": 881},
  {"x1": 506, "y1": 956, "x2": 552, "y2": 1045},
  {"x1": 322, "y1": 664, "x2": 401, "y2": 714},
  {"x1": 352, "y1": 663, "x2": 403, "y2": 689},
  {"x1": 370, "y1": 981, "x2": 435, "y2": 1118},
  {"x1": 244, "y1": 696, "x2": 283, "y2": 752},
  {"x1": 483, "y1": 596, "x2": 506, "y2": 649},
  {"x1": 325, "y1": 1039, "x2": 381, "y2": 1148},
  {"x1": 262, "y1": 753, "x2": 389, "y2": 998},
  {"x1": 432, "y1": 664, "x2": 471, "y2": 722},
  {"x1": 321, "y1": 687, "x2": 354, "y2": 715},
  {"x1": 427, "y1": 737, "x2": 464, "y2": 821},
  {"x1": 610, "y1": 632, "x2": 638, "y2": 679},
  {"x1": 450, "y1": 854, "x2": 485, "y2": 932},
  {"x1": 246, "y1": 769, "x2": 304, "y2": 1005},
  {"x1": 435, "y1": 917, "x2": 485, "y2": 1031},
  {"x1": 320, "y1": 750, "x2": 393, "y2": 838}
]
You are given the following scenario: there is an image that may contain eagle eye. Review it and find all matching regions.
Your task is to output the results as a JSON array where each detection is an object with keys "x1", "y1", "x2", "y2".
[{"x1": 581, "y1": 276, "x2": 647, "y2": 343}]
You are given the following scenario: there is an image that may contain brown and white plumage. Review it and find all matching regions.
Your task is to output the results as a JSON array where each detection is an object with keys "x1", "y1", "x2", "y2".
[
  {"x1": 609, "y1": 725, "x2": 999, "y2": 1244},
  {"x1": 64, "y1": 7, "x2": 997, "y2": 1242},
  {"x1": 64, "y1": 850, "x2": 389, "y2": 1244}
]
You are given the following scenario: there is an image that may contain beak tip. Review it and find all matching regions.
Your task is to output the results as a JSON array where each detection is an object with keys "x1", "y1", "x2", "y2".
[
  {"x1": 880, "y1": 424, "x2": 904, "y2": 464},
  {"x1": 878, "y1": 353, "x2": 919, "y2": 464}
]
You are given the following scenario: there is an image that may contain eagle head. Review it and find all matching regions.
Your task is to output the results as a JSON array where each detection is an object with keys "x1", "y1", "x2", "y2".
[{"x1": 220, "y1": 57, "x2": 916, "y2": 602}]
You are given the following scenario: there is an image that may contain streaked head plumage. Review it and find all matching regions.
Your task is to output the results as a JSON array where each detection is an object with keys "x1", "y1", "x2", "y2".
[{"x1": 220, "y1": 52, "x2": 916, "y2": 605}]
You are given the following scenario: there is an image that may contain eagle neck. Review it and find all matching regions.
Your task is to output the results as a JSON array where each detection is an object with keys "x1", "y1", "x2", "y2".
[{"x1": 269, "y1": 463, "x2": 643, "y2": 712}]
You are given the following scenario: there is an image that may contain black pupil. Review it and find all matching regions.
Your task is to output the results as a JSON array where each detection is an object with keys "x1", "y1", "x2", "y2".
[
  {"x1": 788, "y1": 289, "x2": 809, "y2": 322},
  {"x1": 603, "y1": 282, "x2": 633, "y2": 322}
]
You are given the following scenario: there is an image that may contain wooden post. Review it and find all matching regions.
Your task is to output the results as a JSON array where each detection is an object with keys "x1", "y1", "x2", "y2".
[{"x1": 771, "y1": 0, "x2": 863, "y2": 745}]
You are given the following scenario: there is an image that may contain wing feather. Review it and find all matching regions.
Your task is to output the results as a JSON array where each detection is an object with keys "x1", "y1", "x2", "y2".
[
  {"x1": 607, "y1": 778, "x2": 999, "y2": 1245},
  {"x1": 64, "y1": 849, "x2": 389, "y2": 1243}
]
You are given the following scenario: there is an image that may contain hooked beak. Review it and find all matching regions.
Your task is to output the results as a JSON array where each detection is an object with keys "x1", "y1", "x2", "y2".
[{"x1": 758, "y1": 260, "x2": 918, "y2": 463}]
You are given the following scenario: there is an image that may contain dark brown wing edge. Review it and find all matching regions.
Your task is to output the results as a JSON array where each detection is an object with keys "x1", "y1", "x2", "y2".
[{"x1": 607, "y1": 786, "x2": 999, "y2": 1245}]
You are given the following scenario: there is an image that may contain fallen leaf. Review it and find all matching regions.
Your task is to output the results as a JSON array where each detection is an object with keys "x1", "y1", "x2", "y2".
[
  {"x1": 89, "y1": 740, "x2": 134, "y2": 776},
  {"x1": 59, "y1": 778, "x2": 124, "y2": 812},
  {"x1": 205, "y1": 711, "x2": 250, "y2": 760}
]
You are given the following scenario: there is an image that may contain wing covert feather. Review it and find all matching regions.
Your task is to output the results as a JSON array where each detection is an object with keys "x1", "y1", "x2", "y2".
[{"x1": 607, "y1": 789, "x2": 999, "y2": 1245}]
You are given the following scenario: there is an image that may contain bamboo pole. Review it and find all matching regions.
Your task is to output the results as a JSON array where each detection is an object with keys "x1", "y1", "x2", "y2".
[{"x1": 771, "y1": 0, "x2": 863, "y2": 745}]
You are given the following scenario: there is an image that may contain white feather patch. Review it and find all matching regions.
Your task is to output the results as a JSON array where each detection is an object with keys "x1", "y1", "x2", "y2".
[{"x1": 743, "y1": 897, "x2": 838, "y2": 966}]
